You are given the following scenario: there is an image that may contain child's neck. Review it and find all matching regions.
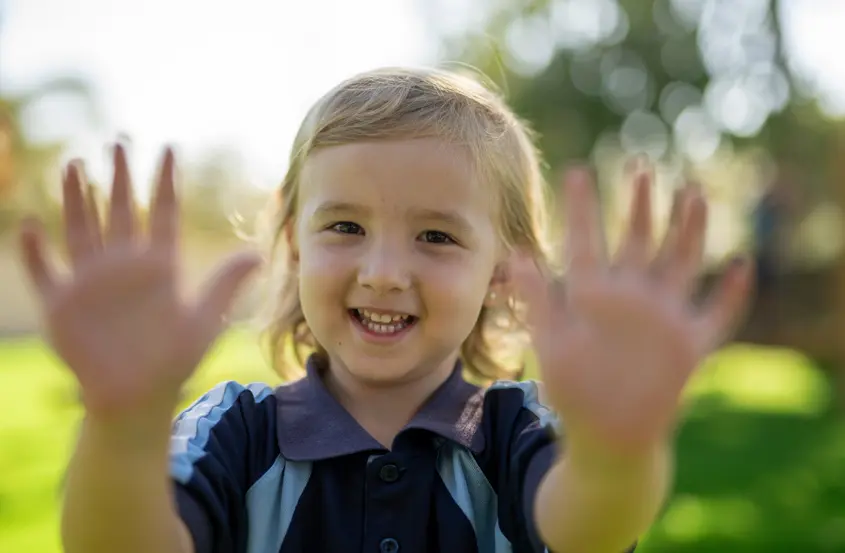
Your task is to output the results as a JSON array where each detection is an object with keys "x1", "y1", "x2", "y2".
[{"x1": 323, "y1": 355, "x2": 458, "y2": 449}]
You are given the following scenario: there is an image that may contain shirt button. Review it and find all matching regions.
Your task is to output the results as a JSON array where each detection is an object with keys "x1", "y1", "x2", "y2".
[
  {"x1": 379, "y1": 538, "x2": 400, "y2": 553},
  {"x1": 379, "y1": 463, "x2": 400, "y2": 483}
]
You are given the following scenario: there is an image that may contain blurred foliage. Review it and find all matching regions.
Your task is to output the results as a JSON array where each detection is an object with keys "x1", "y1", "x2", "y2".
[
  {"x1": 0, "y1": 76, "x2": 97, "y2": 234},
  {"x1": 442, "y1": 0, "x2": 841, "y2": 172},
  {"x1": 433, "y1": 0, "x2": 845, "y2": 257},
  {"x1": 0, "y1": 99, "x2": 270, "y2": 243},
  {"x1": 178, "y1": 147, "x2": 272, "y2": 240}
]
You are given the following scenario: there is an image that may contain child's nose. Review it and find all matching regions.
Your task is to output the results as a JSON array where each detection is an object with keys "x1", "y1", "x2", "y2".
[{"x1": 357, "y1": 244, "x2": 411, "y2": 293}]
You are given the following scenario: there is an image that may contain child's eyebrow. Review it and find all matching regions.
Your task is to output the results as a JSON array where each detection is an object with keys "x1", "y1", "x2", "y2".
[
  {"x1": 311, "y1": 202, "x2": 475, "y2": 234},
  {"x1": 312, "y1": 201, "x2": 368, "y2": 218},
  {"x1": 314, "y1": 200, "x2": 472, "y2": 230},
  {"x1": 409, "y1": 207, "x2": 474, "y2": 234}
]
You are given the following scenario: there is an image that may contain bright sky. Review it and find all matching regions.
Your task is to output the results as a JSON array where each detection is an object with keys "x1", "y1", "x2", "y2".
[
  {"x1": 784, "y1": 1, "x2": 845, "y2": 114},
  {"x1": 1, "y1": 0, "x2": 438, "y2": 196},
  {"x1": 2, "y1": 0, "x2": 845, "y2": 199}
]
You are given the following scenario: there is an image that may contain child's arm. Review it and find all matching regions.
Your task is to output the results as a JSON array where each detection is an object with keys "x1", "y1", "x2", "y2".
[
  {"x1": 18, "y1": 146, "x2": 262, "y2": 553},
  {"x1": 511, "y1": 167, "x2": 751, "y2": 552},
  {"x1": 62, "y1": 381, "x2": 278, "y2": 553},
  {"x1": 534, "y1": 442, "x2": 671, "y2": 553},
  {"x1": 62, "y1": 410, "x2": 194, "y2": 553}
]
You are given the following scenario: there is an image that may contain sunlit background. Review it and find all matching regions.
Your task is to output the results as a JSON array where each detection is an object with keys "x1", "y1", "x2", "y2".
[{"x1": 3, "y1": 0, "x2": 845, "y2": 551}]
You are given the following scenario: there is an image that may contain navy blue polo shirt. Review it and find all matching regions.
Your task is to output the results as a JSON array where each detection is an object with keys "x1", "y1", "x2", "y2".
[{"x1": 168, "y1": 356, "x2": 598, "y2": 553}]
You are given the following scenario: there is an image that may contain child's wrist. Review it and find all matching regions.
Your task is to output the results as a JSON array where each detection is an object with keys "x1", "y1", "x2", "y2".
[
  {"x1": 81, "y1": 395, "x2": 180, "y2": 453},
  {"x1": 562, "y1": 428, "x2": 673, "y2": 476},
  {"x1": 79, "y1": 381, "x2": 183, "y2": 420},
  {"x1": 83, "y1": 413, "x2": 174, "y2": 454}
]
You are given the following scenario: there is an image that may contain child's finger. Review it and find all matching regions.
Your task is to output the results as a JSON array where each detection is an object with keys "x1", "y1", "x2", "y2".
[
  {"x1": 85, "y1": 182, "x2": 103, "y2": 251},
  {"x1": 660, "y1": 190, "x2": 707, "y2": 298},
  {"x1": 149, "y1": 147, "x2": 179, "y2": 255},
  {"x1": 106, "y1": 143, "x2": 137, "y2": 244},
  {"x1": 694, "y1": 256, "x2": 753, "y2": 357},
  {"x1": 191, "y1": 251, "x2": 263, "y2": 342},
  {"x1": 62, "y1": 162, "x2": 95, "y2": 268},
  {"x1": 18, "y1": 217, "x2": 58, "y2": 300},
  {"x1": 652, "y1": 180, "x2": 697, "y2": 275},
  {"x1": 510, "y1": 253, "x2": 552, "y2": 342},
  {"x1": 562, "y1": 166, "x2": 606, "y2": 282},
  {"x1": 614, "y1": 170, "x2": 653, "y2": 271}
]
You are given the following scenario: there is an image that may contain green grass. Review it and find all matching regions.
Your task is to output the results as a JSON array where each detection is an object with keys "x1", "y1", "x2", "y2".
[{"x1": 0, "y1": 331, "x2": 842, "y2": 552}]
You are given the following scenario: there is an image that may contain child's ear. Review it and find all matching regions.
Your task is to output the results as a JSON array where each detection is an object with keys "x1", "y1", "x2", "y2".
[
  {"x1": 484, "y1": 261, "x2": 511, "y2": 308},
  {"x1": 284, "y1": 222, "x2": 300, "y2": 264}
]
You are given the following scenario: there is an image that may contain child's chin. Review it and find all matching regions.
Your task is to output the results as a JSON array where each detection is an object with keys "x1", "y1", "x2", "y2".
[{"x1": 341, "y1": 354, "x2": 420, "y2": 385}]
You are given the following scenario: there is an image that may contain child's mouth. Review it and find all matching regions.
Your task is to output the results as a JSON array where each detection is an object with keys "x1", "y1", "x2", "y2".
[{"x1": 349, "y1": 308, "x2": 417, "y2": 336}]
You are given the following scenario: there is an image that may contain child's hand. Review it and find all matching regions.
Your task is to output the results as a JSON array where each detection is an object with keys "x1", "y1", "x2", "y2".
[
  {"x1": 18, "y1": 145, "x2": 262, "y2": 418},
  {"x1": 514, "y1": 166, "x2": 751, "y2": 458}
]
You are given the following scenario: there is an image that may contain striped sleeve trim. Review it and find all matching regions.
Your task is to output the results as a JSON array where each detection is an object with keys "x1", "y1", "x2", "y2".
[
  {"x1": 487, "y1": 379, "x2": 562, "y2": 437},
  {"x1": 170, "y1": 381, "x2": 273, "y2": 484}
]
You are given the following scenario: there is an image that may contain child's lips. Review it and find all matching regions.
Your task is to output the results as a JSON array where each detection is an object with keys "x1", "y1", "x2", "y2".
[{"x1": 348, "y1": 309, "x2": 418, "y2": 341}]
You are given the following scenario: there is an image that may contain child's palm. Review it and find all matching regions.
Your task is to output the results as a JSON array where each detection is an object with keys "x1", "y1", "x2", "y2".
[
  {"x1": 18, "y1": 147, "x2": 261, "y2": 416},
  {"x1": 516, "y1": 169, "x2": 750, "y2": 455}
]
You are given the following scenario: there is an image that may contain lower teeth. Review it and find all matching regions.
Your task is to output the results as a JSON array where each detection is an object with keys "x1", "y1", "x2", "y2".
[{"x1": 366, "y1": 322, "x2": 402, "y2": 334}]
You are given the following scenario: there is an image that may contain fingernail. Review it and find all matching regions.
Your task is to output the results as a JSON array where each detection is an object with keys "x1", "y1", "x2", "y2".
[
  {"x1": 625, "y1": 154, "x2": 649, "y2": 172},
  {"x1": 564, "y1": 164, "x2": 591, "y2": 181},
  {"x1": 70, "y1": 158, "x2": 86, "y2": 176}
]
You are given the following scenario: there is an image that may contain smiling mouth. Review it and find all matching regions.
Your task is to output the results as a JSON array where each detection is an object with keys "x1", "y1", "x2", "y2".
[{"x1": 349, "y1": 308, "x2": 418, "y2": 335}]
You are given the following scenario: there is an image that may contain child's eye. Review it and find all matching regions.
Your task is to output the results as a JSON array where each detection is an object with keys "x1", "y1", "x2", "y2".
[
  {"x1": 329, "y1": 222, "x2": 363, "y2": 235},
  {"x1": 420, "y1": 230, "x2": 455, "y2": 244}
]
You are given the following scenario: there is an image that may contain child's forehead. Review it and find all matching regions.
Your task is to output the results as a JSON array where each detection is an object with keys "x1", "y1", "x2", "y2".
[{"x1": 298, "y1": 139, "x2": 494, "y2": 215}]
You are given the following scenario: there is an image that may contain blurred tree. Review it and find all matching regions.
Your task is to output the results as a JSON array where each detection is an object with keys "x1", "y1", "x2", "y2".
[
  {"x1": 0, "y1": 0, "x2": 98, "y2": 232},
  {"x1": 435, "y1": 0, "x2": 843, "y2": 228},
  {"x1": 179, "y1": 147, "x2": 270, "y2": 240},
  {"x1": 0, "y1": 76, "x2": 98, "y2": 233}
]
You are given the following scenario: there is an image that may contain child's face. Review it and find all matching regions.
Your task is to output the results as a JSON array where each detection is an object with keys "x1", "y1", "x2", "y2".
[{"x1": 294, "y1": 138, "x2": 503, "y2": 385}]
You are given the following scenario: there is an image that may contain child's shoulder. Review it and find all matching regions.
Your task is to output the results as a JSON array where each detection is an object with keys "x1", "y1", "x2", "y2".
[
  {"x1": 178, "y1": 379, "x2": 279, "y2": 411},
  {"x1": 485, "y1": 378, "x2": 545, "y2": 400},
  {"x1": 482, "y1": 378, "x2": 561, "y2": 436},
  {"x1": 173, "y1": 379, "x2": 282, "y2": 431},
  {"x1": 484, "y1": 378, "x2": 548, "y2": 410},
  {"x1": 170, "y1": 380, "x2": 283, "y2": 484}
]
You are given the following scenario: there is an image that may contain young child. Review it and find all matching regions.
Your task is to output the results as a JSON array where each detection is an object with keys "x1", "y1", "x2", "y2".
[{"x1": 19, "y1": 67, "x2": 751, "y2": 553}]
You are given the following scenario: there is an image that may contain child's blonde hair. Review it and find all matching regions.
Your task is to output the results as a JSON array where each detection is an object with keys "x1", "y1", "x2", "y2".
[{"x1": 258, "y1": 66, "x2": 553, "y2": 383}]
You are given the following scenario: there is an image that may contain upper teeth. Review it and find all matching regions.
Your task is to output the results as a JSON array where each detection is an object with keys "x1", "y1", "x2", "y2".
[{"x1": 359, "y1": 309, "x2": 409, "y2": 323}]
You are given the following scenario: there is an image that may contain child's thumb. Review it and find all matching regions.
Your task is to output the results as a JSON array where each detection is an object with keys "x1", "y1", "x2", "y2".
[
  {"x1": 192, "y1": 251, "x2": 263, "y2": 337},
  {"x1": 510, "y1": 252, "x2": 551, "y2": 335}
]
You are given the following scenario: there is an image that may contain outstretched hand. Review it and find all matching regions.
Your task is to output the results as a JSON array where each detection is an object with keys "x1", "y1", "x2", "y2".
[
  {"x1": 18, "y1": 145, "x2": 262, "y2": 417},
  {"x1": 514, "y1": 166, "x2": 752, "y2": 457}
]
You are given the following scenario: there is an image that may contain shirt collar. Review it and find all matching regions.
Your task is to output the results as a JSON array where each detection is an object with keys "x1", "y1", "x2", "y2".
[{"x1": 275, "y1": 355, "x2": 486, "y2": 461}]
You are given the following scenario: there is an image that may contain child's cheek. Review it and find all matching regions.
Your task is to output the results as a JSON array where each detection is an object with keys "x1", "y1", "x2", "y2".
[
  {"x1": 299, "y1": 239, "x2": 358, "y2": 276},
  {"x1": 423, "y1": 259, "x2": 489, "y2": 310}
]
